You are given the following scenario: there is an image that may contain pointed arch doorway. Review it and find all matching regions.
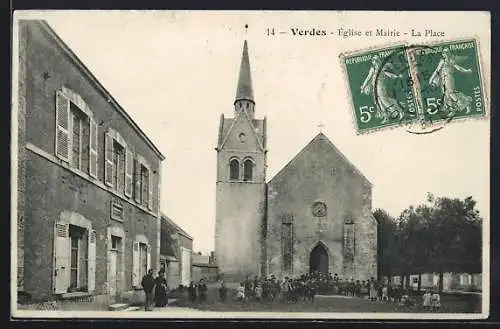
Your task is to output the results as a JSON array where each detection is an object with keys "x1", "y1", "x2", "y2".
[{"x1": 309, "y1": 242, "x2": 329, "y2": 274}]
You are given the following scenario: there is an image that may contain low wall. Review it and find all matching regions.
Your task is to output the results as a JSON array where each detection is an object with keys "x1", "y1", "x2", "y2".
[{"x1": 192, "y1": 264, "x2": 219, "y2": 282}]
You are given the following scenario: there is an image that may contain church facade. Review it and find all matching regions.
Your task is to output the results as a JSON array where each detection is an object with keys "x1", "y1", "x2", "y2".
[{"x1": 215, "y1": 41, "x2": 378, "y2": 281}]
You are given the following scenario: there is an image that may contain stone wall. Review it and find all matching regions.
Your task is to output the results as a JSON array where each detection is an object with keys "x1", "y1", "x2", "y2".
[
  {"x1": 266, "y1": 134, "x2": 377, "y2": 280},
  {"x1": 215, "y1": 182, "x2": 266, "y2": 279},
  {"x1": 24, "y1": 153, "x2": 159, "y2": 301},
  {"x1": 16, "y1": 21, "x2": 30, "y2": 291},
  {"x1": 20, "y1": 20, "x2": 163, "y2": 301}
]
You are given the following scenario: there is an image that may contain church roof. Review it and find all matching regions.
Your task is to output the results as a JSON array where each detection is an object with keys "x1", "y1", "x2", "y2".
[
  {"x1": 268, "y1": 132, "x2": 372, "y2": 187},
  {"x1": 235, "y1": 40, "x2": 254, "y2": 103}
]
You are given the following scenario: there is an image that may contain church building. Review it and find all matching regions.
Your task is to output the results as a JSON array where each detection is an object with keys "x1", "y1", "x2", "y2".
[{"x1": 215, "y1": 40, "x2": 378, "y2": 282}]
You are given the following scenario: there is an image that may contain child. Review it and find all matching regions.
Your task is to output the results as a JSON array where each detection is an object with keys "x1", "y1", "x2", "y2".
[
  {"x1": 219, "y1": 281, "x2": 228, "y2": 302},
  {"x1": 381, "y1": 285, "x2": 389, "y2": 302},
  {"x1": 187, "y1": 281, "x2": 197, "y2": 303},
  {"x1": 431, "y1": 289, "x2": 441, "y2": 311},
  {"x1": 235, "y1": 283, "x2": 246, "y2": 302},
  {"x1": 400, "y1": 291, "x2": 412, "y2": 307},
  {"x1": 198, "y1": 279, "x2": 208, "y2": 303},
  {"x1": 422, "y1": 289, "x2": 432, "y2": 311},
  {"x1": 255, "y1": 283, "x2": 263, "y2": 301}
]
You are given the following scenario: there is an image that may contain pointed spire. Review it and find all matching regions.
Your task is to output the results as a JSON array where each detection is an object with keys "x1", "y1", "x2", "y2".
[{"x1": 235, "y1": 40, "x2": 254, "y2": 104}]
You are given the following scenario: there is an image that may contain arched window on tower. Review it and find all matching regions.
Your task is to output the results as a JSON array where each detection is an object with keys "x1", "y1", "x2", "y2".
[
  {"x1": 229, "y1": 158, "x2": 240, "y2": 180},
  {"x1": 243, "y1": 158, "x2": 254, "y2": 181}
]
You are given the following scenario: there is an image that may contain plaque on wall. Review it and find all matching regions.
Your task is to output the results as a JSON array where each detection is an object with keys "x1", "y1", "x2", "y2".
[
  {"x1": 311, "y1": 201, "x2": 327, "y2": 217},
  {"x1": 110, "y1": 199, "x2": 124, "y2": 222}
]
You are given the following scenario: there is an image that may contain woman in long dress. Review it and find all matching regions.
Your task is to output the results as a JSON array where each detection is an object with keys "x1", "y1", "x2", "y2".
[
  {"x1": 429, "y1": 47, "x2": 473, "y2": 114},
  {"x1": 361, "y1": 54, "x2": 404, "y2": 123},
  {"x1": 154, "y1": 271, "x2": 168, "y2": 307}
]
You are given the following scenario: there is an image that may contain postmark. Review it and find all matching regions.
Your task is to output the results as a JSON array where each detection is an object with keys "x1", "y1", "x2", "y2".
[
  {"x1": 341, "y1": 38, "x2": 487, "y2": 134},
  {"x1": 409, "y1": 38, "x2": 487, "y2": 126}
]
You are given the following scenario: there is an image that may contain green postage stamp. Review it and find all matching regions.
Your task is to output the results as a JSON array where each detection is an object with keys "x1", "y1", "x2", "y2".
[{"x1": 341, "y1": 38, "x2": 487, "y2": 133}]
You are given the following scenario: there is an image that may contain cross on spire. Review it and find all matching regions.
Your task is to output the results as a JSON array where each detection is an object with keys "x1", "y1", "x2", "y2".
[{"x1": 318, "y1": 123, "x2": 326, "y2": 133}]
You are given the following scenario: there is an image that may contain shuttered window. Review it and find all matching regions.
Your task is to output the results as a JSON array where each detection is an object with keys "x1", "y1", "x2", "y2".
[
  {"x1": 148, "y1": 170, "x2": 153, "y2": 210},
  {"x1": 134, "y1": 159, "x2": 141, "y2": 203},
  {"x1": 104, "y1": 133, "x2": 114, "y2": 187},
  {"x1": 140, "y1": 165, "x2": 149, "y2": 206},
  {"x1": 132, "y1": 241, "x2": 140, "y2": 288},
  {"x1": 88, "y1": 229, "x2": 96, "y2": 292},
  {"x1": 112, "y1": 141, "x2": 125, "y2": 193},
  {"x1": 71, "y1": 112, "x2": 82, "y2": 170},
  {"x1": 55, "y1": 91, "x2": 70, "y2": 161},
  {"x1": 55, "y1": 89, "x2": 98, "y2": 178},
  {"x1": 89, "y1": 119, "x2": 98, "y2": 178},
  {"x1": 54, "y1": 222, "x2": 70, "y2": 294},
  {"x1": 125, "y1": 149, "x2": 133, "y2": 197},
  {"x1": 105, "y1": 130, "x2": 129, "y2": 195}
]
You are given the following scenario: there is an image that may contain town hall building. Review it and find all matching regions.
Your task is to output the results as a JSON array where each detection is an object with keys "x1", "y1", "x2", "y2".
[{"x1": 215, "y1": 41, "x2": 378, "y2": 281}]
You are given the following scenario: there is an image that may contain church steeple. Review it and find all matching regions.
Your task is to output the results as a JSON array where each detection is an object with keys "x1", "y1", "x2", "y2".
[{"x1": 234, "y1": 40, "x2": 255, "y2": 117}]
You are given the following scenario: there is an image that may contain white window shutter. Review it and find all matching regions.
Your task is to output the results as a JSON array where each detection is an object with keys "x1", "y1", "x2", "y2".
[
  {"x1": 147, "y1": 169, "x2": 153, "y2": 210},
  {"x1": 87, "y1": 229, "x2": 97, "y2": 292},
  {"x1": 147, "y1": 245, "x2": 151, "y2": 271},
  {"x1": 89, "y1": 118, "x2": 98, "y2": 178},
  {"x1": 134, "y1": 160, "x2": 141, "y2": 203},
  {"x1": 132, "y1": 241, "x2": 140, "y2": 288},
  {"x1": 125, "y1": 149, "x2": 133, "y2": 197},
  {"x1": 104, "y1": 132, "x2": 113, "y2": 186},
  {"x1": 53, "y1": 222, "x2": 70, "y2": 294},
  {"x1": 55, "y1": 91, "x2": 70, "y2": 162}
]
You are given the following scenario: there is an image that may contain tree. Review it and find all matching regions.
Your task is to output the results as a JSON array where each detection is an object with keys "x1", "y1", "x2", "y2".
[
  {"x1": 374, "y1": 209, "x2": 398, "y2": 279},
  {"x1": 375, "y1": 195, "x2": 483, "y2": 292}
]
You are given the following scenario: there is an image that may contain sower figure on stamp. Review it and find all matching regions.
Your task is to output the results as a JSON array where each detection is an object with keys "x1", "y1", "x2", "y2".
[
  {"x1": 361, "y1": 54, "x2": 404, "y2": 123},
  {"x1": 429, "y1": 47, "x2": 473, "y2": 114},
  {"x1": 141, "y1": 269, "x2": 155, "y2": 311}
]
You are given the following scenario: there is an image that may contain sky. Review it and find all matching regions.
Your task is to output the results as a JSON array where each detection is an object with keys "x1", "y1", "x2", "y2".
[{"x1": 17, "y1": 11, "x2": 490, "y2": 253}]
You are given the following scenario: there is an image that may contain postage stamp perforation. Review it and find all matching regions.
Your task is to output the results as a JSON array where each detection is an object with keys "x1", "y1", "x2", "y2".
[
  {"x1": 341, "y1": 36, "x2": 488, "y2": 134},
  {"x1": 411, "y1": 36, "x2": 488, "y2": 126},
  {"x1": 407, "y1": 35, "x2": 489, "y2": 118}
]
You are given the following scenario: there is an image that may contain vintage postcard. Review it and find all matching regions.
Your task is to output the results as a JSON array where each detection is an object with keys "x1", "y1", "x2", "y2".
[{"x1": 11, "y1": 11, "x2": 490, "y2": 320}]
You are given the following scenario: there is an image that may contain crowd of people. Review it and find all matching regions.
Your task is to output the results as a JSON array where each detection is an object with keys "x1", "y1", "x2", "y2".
[
  {"x1": 141, "y1": 269, "x2": 441, "y2": 311},
  {"x1": 215, "y1": 271, "x2": 442, "y2": 310}
]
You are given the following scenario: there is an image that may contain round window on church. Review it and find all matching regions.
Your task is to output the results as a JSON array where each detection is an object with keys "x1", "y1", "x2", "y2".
[
  {"x1": 238, "y1": 132, "x2": 247, "y2": 143},
  {"x1": 312, "y1": 201, "x2": 327, "y2": 217}
]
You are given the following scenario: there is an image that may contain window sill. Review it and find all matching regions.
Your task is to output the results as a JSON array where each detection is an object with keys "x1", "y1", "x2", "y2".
[
  {"x1": 60, "y1": 291, "x2": 92, "y2": 300},
  {"x1": 228, "y1": 180, "x2": 257, "y2": 183}
]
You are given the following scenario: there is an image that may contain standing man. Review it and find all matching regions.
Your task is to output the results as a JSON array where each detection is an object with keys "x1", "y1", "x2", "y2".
[{"x1": 141, "y1": 269, "x2": 155, "y2": 311}]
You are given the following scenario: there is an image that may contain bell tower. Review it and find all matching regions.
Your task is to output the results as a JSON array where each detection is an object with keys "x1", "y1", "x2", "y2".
[{"x1": 214, "y1": 40, "x2": 267, "y2": 280}]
